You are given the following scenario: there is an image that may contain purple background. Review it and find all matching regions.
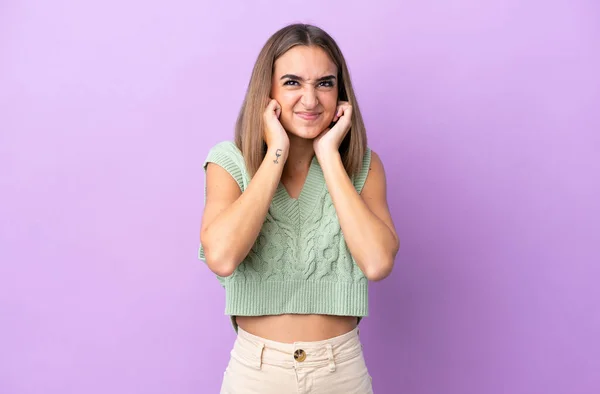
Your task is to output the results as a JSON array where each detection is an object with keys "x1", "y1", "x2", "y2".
[{"x1": 1, "y1": 1, "x2": 599, "y2": 393}]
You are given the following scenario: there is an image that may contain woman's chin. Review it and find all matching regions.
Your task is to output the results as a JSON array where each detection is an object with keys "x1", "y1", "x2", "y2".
[{"x1": 287, "y1": 126, "x2": 327, "y2": 140}]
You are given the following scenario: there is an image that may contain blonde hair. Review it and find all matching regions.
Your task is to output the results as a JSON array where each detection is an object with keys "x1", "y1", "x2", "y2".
[{"x1": 234, "y1": 23, "x2": 368, "y2": 177}]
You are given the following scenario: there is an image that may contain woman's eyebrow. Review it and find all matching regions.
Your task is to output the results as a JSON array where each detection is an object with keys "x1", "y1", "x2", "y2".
[
  {"x1": 316, "y1": 75, "x2": 336, "y2": 82},
  {"x1": 280, "y1": 74, "x2": 337, "y2": 82}
]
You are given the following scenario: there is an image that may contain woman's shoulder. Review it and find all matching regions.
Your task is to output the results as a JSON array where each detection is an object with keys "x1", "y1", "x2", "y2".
[
  {"x1": 207, "y1": 140, "x2": 242, "y2": 156},
  {"x1": 204, "y1": 140, "x2": 245, "y2": 165},
  {"x1": 203, "y1": 140, "x2": 249, "y2": 188}
]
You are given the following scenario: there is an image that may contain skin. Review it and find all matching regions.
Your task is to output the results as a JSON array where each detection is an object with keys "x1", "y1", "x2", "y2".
[{"x1": 200, "y1": 45, "x2": 399, "y2": 342}]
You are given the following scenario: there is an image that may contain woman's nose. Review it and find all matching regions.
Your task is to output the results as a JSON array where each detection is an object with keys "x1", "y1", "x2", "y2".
[{"x1": 300, "y1": 87, "x2": 319, "y2": 109}]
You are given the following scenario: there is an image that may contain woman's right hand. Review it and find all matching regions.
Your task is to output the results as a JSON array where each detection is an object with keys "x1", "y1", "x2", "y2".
[{"x1": 263, "y1": 99, "x2": 289, "y2": 152}]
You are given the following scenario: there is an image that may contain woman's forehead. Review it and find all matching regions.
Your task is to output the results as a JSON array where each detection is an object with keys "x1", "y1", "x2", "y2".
[{"x1": 274, "y1": 46, "x2": 337, "y2": 77}]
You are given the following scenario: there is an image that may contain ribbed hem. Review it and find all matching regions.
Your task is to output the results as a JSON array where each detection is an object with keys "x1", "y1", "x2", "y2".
[{"x1": 224, "y1": 280, "x2": 369, "y2": 317}]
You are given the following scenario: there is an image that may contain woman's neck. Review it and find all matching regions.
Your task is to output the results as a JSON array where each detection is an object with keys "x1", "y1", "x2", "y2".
[{"x1": 284, "y1": 134, "x2": 315, "y2": 177}]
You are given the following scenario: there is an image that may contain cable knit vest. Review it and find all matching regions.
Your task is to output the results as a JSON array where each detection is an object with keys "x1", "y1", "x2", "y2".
[{"x1": 198, "y1": 141, "x2": 372, "y2": 328}]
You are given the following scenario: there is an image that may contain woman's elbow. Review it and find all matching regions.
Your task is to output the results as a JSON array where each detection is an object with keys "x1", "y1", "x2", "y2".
[
  {"x1": 365, "y1": 264, "x2": 393, "y2": 281},
  {"x1": 200, "y1": 234, "x2": 237, "y2": 277},
  {"x1": 203, "y1": 247, "x2": 236, "y2": 277},
  {"x1": 364, "y1": 252, "x2": 396, "y2": 282}
]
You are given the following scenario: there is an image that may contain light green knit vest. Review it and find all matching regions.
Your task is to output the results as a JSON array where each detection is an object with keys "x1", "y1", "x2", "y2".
[{"x1": 198, "y1": 141, "x2": 372, "y2": 329}]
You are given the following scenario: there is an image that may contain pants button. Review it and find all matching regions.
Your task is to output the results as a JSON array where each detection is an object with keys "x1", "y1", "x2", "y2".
[{"x1": 294, "y1": 349, "x2": 306, "y2": 362}]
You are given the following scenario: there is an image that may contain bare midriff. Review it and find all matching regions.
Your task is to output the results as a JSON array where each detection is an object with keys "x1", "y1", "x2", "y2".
[{"x1": 236, "y1": 314, "x2": 358, "y2": 343}]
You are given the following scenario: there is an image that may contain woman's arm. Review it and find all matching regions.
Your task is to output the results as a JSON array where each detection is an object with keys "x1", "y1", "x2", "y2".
[
  {"x1": 318, "y1": 150, "x2": 399, "y2": 281},
  {"x1": 200, "y1": 147, "x2": 287, "y2": 277},
  {"x1": 200, "y1": 99, "x2": 289, "y2": 277}
]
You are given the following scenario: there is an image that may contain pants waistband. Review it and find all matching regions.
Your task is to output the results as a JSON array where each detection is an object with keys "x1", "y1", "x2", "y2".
[{"x1": 233, "y1": 326, "x2": 363, "y2": 370}]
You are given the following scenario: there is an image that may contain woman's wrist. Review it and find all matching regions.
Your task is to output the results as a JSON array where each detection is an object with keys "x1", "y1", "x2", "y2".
[
  {"x1": 315, "y1": 148, "x2": 341, "y2": 167},
  {"x1": 266, "y1": 145, "x2": 288, "y2": 165}
]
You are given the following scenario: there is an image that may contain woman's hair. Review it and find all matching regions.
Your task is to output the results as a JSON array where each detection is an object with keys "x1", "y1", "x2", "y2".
[{"x1": 234, "y1": 23, "x2": 368, "y2": 177}]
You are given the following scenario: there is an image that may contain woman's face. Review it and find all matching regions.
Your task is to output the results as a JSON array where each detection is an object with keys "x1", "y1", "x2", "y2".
[{"x1": 271, "y1": 45, "x2": 339, "y2": 140}]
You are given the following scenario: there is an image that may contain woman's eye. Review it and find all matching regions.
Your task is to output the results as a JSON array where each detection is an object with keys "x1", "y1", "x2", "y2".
[
  {"x1": 283, "y1": 80, "x2": 299, "y2": 86},
  {"x1": 319, "y1": 81, "x2": 334, "y2": 87}
]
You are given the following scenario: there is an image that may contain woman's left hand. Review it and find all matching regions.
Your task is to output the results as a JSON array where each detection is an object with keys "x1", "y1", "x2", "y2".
[{"x1": 313, "y1": 102, "x2": 352, "y2": 158}]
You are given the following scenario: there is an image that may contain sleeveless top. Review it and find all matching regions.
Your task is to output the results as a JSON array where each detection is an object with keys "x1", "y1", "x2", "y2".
[{"x1": 198, "y1": 141, "x2": 372, "y2": 331}]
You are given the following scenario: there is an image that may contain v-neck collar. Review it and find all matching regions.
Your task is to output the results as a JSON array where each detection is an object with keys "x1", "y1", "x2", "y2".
[{"x1": 271, "y1": 156, "x2": 325, "y2": 223}]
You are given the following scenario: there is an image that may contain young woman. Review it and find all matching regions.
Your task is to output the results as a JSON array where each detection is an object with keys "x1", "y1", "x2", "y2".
[{"x1": 199, "y1": 23, "x2": 399, "y2": 393}]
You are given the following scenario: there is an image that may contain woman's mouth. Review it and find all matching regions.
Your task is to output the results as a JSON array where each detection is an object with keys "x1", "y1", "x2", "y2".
[{"x1": 295, "y1": 112, "x2": 321, "y2": 121}]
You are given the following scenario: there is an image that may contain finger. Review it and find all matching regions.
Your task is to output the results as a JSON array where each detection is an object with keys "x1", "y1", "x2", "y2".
[
  {"x1": 267, "y1": 99, "x2": 279, "y2": 111},
  {"x1": 273, "y1": 100, "x2": 282, "y2": 118},
  {"x1": 265, "y1": 100, "x2": 281, "y2": 120},
  {"x1": 333, "y1": 102, "x2": 351, "y2": 122},
  {"x1": 340, "y1": 104, "x2": 352, "y2": 118},
  {"x1": 264, "y1": 100, "x2": 274, "y2": 117}
]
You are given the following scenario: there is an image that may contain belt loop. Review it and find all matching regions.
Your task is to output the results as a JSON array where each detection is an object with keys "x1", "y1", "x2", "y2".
[
  {"x1": 256, "y1": 343, "x2": 265, "y2": 370},
  {"x1": 326, "y1": 344, "x2": 335, "y2": 372}
]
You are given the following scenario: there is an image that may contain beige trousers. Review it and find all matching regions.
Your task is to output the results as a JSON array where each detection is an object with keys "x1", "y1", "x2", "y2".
[{"x1": 220, "y1": 326, "x2": 373, "y2": 393}]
